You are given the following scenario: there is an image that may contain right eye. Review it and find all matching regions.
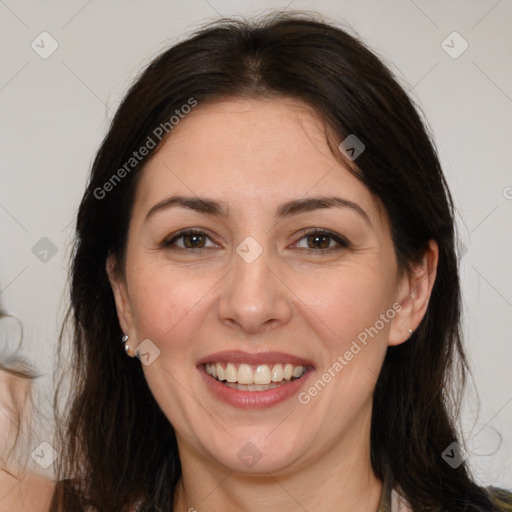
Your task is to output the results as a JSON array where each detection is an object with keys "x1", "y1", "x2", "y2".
[{"x1": 162, "y1": 230, "x2": 218, "y2": 250}]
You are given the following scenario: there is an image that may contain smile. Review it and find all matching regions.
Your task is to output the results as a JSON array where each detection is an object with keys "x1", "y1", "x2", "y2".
[
  {"x1": 197, "y1": 350, "x2": 314, "y2": 408},
  {"x1": 205, "y1": 362, "x2": 307, "y2": 391}
]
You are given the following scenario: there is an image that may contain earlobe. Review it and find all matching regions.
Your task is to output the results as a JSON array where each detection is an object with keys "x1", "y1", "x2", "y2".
[
  {"x1": 105, "y1": 255, "x2": 133, "y2": 335},
  {"x1": 388, "y1": 240, "x2": 439, "y2": 346}
]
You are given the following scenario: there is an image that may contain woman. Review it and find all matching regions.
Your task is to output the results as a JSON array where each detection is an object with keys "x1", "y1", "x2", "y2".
[
  {"x1": 49, "y1": 12, "x2": 511, "y2": 512},
  {"x1": 0, "y1": 314, "x2": 54, "y2": 512}
]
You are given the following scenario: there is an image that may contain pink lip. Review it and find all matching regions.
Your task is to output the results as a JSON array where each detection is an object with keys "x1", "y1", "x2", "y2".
[
  {"x1": 196, "y1": 350, "x2": 315, "y2": 409},
  {"x1": 196, "y1": 350, "x2": 315, "y2": 367},
  {"x1": 198, "y1": 365, "x2": 313, "y2": 409}
]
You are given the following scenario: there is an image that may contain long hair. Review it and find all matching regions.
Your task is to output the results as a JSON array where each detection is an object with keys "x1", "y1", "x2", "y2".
[{"x1": 52, "y1": 12, "x2": 506, "y2": 511}]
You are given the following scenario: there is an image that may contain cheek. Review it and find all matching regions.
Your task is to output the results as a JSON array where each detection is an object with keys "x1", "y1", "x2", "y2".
[
  {"x1": 294, "y1": 268, "x2": 395, "y2": 413},
  {"x1": 293, "y1": 263, "x2": 397, "y2": 352},
  {"x1": 127, "y1": 263, "x2": 214, "y2": 354}
]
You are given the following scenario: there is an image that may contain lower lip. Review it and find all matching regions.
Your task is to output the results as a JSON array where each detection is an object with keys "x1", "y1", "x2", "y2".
[{"x1": 198, "y1": 365, "x2": 313, "y2": 409}]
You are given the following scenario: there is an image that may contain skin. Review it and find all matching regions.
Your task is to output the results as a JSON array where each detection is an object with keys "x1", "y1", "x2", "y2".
[
  {"x1": 0, "y1": 370, "x2": 55, "y2": 512},
  {"x1": 108, "y1": 97, "x2": 438, "y2": 512},
  {"x1": 0, "y1": 470, "x2": 55, "y2": 512}
]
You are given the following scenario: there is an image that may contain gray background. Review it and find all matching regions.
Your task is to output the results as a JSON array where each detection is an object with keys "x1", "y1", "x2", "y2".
[{"x1": 0, "y1": 0, "x2": 511, "y2": 489}]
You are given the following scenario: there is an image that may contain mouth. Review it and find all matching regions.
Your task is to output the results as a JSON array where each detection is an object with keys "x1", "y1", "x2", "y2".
[
  {"x1": 204, "y1": 362, "x2": 308, "y2": 391},
  {"x1": 197, "y1": 351, "x2": 314, "y2": 409}
]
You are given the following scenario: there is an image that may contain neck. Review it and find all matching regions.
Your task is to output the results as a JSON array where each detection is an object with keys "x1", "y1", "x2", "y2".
[{"x1": 173, "y1": 411, "x2": 382, "y2": 512}]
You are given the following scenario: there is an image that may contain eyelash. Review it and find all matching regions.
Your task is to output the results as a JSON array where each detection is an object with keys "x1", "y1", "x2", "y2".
[{"x1": 162, "y1": 228, "x2": 350, "y2": 252}]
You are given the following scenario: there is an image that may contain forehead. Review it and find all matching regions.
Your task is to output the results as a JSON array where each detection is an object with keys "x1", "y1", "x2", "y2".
[{"x1": 133, "y1": 98, "x2": 379, "y2": 222}]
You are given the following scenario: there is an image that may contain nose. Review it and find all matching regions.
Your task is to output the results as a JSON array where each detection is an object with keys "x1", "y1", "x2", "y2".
[{"x1": 217, "y1": 245, "x2": 293, "y2": 335}]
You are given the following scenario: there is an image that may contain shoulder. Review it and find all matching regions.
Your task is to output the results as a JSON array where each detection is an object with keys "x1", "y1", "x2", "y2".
[
  {"x1": 0, "y1": 470, "x2": 55, "y2": 512},
  {"x1": 488, "y1": 486, "x2": 512, "y2": 511}
]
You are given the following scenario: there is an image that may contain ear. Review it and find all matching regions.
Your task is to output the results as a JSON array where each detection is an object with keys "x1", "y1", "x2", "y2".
[
  {"x1": 388, "y1": 239, "x2": 439, "y2": 346},
  {"x1": 106, "y1": 254, "x2": 134, "y2": 335}
]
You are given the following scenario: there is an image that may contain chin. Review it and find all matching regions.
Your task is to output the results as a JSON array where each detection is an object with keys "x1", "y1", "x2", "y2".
[{"x1": 201, "y1": 427, "x2": 308, "y2": 474}]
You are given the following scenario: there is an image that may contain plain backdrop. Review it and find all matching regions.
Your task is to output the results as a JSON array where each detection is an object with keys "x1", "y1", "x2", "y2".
[{"x1": 0, "y1": 0, "x2": 511, "y2": 489}]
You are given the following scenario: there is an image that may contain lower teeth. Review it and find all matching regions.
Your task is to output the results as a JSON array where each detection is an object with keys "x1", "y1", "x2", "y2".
[{"x1": 218, "y1": 377, "x2": 300, "y2": 391}]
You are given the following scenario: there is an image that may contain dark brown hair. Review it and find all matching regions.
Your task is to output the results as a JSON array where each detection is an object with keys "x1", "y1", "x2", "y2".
[{"x1": 52, "y1": 12, "x2": 507, "y2": 511}]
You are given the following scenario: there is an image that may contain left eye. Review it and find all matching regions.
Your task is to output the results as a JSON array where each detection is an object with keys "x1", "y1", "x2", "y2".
[{"x1": 295, "y1": 230, "x2": 349, "y2": 250}]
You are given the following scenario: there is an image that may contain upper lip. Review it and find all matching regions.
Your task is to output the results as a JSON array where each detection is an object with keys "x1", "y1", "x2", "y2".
[{"x1": 197, "y1": 350, "x2": 314, "y2": 368}]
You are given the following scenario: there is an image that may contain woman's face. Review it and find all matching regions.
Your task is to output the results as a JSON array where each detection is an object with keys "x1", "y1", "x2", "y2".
[{"x1": 109, "y1": 98, "x2": 414, "y2": 475}]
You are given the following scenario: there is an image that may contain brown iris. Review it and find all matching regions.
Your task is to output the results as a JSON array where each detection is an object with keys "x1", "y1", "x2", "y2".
[
  {"x1": 182, "y1": 233, "x2": 207, "y2": 248},
  {"x1": 307, "y1": 234, "x2": 331, "y2": 249}
]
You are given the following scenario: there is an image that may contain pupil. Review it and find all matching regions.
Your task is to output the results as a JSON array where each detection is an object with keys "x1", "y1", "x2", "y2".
[
  {"x1": 309, "y1": 234, "x2": 329, "y2": 249},
  {"x1": 185, "y1": 234, "x2": 204, "y2": 248}
]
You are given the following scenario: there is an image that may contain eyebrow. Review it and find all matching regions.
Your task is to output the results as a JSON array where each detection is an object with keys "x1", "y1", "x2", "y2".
[{"x1": 144, "y1": 195, "x2": 371, "y2": 225}]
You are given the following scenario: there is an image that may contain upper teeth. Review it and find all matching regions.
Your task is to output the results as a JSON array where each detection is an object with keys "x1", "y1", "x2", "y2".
[{"x1": 205, "y1": 362, "x2": 306, "y2": 385}]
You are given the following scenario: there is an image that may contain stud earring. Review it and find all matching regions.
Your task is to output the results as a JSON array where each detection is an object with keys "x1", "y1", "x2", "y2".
[{"x1": 121, "y1": 334, "x2": 135, "y2": 357}]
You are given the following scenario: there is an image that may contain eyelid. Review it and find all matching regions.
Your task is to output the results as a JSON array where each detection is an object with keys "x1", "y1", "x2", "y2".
[
  {"x1": 163, "y1": 228, "x2": 220, "y2": 249},
  {"x1": 162, "y1": 228, "x2": 350, "y2": 251},
  {"x1": 292, "y1": 228, "x2": 351, "y2": 250}
]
